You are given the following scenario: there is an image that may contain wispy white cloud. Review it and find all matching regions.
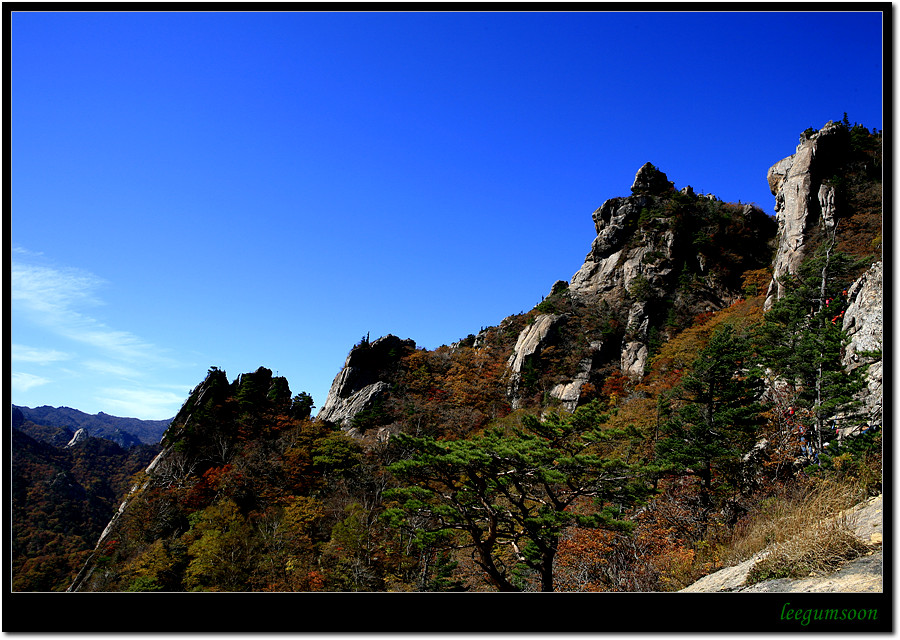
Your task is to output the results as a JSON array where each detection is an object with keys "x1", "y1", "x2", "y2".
[
  {"x1": 11, "y1": 259, "x2": 165, "y2": 364},
  {"x1": 11, "y1": 372, "x2": 52, "y2": 393},
  {"x1": 11, "y1": 251, "x2": 192, "y2": 419},
  {"x1": 11, "y1": 261, "x2": 104, "y2": 312},
  {"x1": 12, "y1": 246, "x2": 45, "y2": 257},
  {"x1": 95, "y1": 387, "x2": 187, "y2": 420},
  {"x1": 11, "y1": 344, "x2": 71, "y2": 364},
  {"x1": 82, "y1": 360, "x2": 144, "y2": 378}
]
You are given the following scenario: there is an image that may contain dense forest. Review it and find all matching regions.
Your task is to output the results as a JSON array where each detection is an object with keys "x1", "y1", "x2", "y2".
[
  {"x1": 11, "y1": 412, "x2": 161, "y2": 591},
  {"x1": 13, "y1": 118, "x2": 882, "y2": 595}
]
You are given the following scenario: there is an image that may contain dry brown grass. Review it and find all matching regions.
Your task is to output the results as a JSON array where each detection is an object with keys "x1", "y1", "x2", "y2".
[{"x1": 725, "y1": 478, "x2": 871, "y2": 584}]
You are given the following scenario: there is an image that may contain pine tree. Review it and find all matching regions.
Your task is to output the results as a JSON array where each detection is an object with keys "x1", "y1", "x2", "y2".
[
  {"x1": 384, "y1": 401, "x2": 650, "y2": 592},
  {"x1": 756, "y1": 244, "x2": 868, "y2": 458},
  {"x1": 655, "y1": 324, "x2": 765, "y2": 526}
]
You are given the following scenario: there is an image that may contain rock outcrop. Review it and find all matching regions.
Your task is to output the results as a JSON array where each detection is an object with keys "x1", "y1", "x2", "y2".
[
  {"x1": 566, "y1": 184, "x2": 672, "y2": 383},
  {"x1": 317, "y1": 335, "x2": 416, "y2": 427},
  {"x1": 764, "y1": 120, "x2": 860, "y2": 308},
  {"x1": 568, "y1": 164, "x2": 685, "y2": 304},
  {"x1": 680, "y1": 494, "x2": 883, "y2": 593},
  {"x1": 762, "y1": 119, "x2": 882, "y2": 434},
  {"x1": 64, "y1": 428, "x2": 89, "y2": 448},
  {"x1": 630, "y1": 161, "x2": 675, "y2": 196},
  {"x1": 840, "y1": 260, "x2": 883, "y2": 432},
  {"x1": 547, "y1": 162, "x2": 775, "y2": 408},
  {"x1": 549, "y1": 345, "x2": 602, "y2": 412},
  {"x1": 506, "y1": 314, "x2": 565, "y2": 409}
]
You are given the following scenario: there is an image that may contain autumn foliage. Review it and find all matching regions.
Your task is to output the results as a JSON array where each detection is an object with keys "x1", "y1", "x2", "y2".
[{"x1": 14, "y1": 121, "x2": 881, "y2": 593}]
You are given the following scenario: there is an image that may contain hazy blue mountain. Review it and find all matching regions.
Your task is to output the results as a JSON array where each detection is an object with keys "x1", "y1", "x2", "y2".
[{"x1": 12, "y1": 405, "x2": 172, "y2": 446}]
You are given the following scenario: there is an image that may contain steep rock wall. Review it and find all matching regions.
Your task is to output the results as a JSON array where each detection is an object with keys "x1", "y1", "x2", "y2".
[
  {"x1": 764, "y1": 120, "x2": 882, "y2": 434},
  {"x1": 840, "y1": 260, "x2": 883, "y2": 432},
  {"x1": 317, "y1": 335, "x2": 416, "y2": 427},
  {"x1": 506, "y1": 313, "x2": 565, "y2": 410},
  {"x1": 764, "y1": 120, "x2": 853, "y2": 308},
  {"x1": 530, "y1": 162, "x2": 774, "y2": 410}
]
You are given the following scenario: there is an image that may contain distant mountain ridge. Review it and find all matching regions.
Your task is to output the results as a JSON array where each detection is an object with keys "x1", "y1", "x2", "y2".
[
  {"x1": 11, "y1": 422, "x2": 162, "y2": 591},
  {"x1": 12, "y1": 405, "x2": 172, "y2": 446}
]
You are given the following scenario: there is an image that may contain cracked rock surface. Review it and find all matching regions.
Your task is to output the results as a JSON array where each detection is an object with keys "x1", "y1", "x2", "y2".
[{"x1": 680, "y1": 494, "x2": 883, "y2": 593}]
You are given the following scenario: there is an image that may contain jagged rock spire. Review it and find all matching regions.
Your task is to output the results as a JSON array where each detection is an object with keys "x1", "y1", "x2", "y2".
[
  {"x1": 631, "y1": 162, "x2": 674, "y2": 195},
  {"x1": 317, "y1": 334, "x2": 416, "y2": 428},
  {"x1": 764, "y1": 120, "x2": 850, "y2": 309}
]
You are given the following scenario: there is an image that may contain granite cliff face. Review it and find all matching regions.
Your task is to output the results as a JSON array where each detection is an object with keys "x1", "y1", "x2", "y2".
[
  {"x1": 762, "y1": 119, "x2": 882, "y2": 432},
  {"x1": 765, "y1": 121, "x2": 848, "y2": 307},
  {"x1": 764, "y1": 120, "x2": 882, "y2": 309},
  {"x1": 519, "y1": 162, "x2": 775, "y2": 410},
  {"x1": 840, "y1": 260, "x2": 883, "y2": 432},
  {"x1": 570, "y1": 165, "x2": 676, "y2": 379},
  {"x1": 505, "y1": 313, "x2": 566, "y2": 410},
  {"x1": 317, "y1": 334, "x2": 416, "y2": 433}
]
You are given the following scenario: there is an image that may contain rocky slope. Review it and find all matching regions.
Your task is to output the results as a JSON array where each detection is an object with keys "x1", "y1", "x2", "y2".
[
  {"x1": 12, "y1": 426, "x2": 161, "y2": 591},
  {"x1": 67, "y1": 365, "x2": 317, "y2": 592},
  {"x1": 318, "y1": 161, "x2": 779, "y2": 424},
  {"x1": 680, "y1": 494, "x2": 883, "y2": 593}
]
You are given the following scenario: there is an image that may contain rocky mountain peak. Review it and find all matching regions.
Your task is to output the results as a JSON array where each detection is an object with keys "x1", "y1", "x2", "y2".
[
  {"x1": 55, "y1": 121, "x2": 882, "y2": 598},
  {"x1": 563, "y1": 165, "x2": 775, "y2": 384},
  {"x1": 764, "y1": 119, "x2": 878, "y2": 308},
  {"x1": 631, "y1": 162, "x2": 675, "y2": 195},
  {"x1": 317, "y1": 334, "x2": 416, "y2": 428},
  {"x1": 494, "y1": 163, "x2": 780, "y2": 410}
]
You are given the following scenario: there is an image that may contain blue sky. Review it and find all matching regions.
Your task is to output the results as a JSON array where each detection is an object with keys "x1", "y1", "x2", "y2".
[{"x1": 10, "y1": 9, "x2": 884, "y2": 421}]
